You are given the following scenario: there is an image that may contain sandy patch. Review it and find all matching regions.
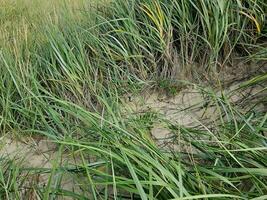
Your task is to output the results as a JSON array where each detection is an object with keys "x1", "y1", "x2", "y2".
[
  {"x1": 0, "y1": 135, "x2": 84, "y2": 199},
  {"x1": 0, "y1": 136, "x2": 56, "y2": 167},
  {"x1": 124, "y1": 82, "x2": 266, "y2": 148}
]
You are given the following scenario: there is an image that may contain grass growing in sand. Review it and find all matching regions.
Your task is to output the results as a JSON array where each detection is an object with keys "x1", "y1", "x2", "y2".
[{"x1": 0, "y1": 0, "x2": 266, "y2": 199}]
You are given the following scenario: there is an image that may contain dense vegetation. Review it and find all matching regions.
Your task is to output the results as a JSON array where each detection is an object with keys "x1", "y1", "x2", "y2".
[{"x1": 0, "y1": 0, "x2": 266, "y2": 199}]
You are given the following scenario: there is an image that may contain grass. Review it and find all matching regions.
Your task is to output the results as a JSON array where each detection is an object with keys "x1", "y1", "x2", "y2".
[{"x1": 0, "y1": 0, "x2": 267, "y2": 199}]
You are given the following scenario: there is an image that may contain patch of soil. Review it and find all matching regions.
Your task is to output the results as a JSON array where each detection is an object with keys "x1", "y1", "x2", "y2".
[
  {"x1": 0, "y1": 135, "x2": 83, "y2": 199},
  {"x1": 124, "y1": 82, "x2": 266, "y2": 149}
]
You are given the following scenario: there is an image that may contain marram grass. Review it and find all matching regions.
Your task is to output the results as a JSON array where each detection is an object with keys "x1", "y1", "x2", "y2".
[{"x1": 0, "y1": 0, "x2": 266, "y2": 199}]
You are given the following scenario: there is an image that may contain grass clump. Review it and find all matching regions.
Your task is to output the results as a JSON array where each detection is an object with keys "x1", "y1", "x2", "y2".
[
  {"x1": 92, "y1": 0, "x2": 267, "y2": 80},
  {"x1": 1, "y1": 77, "x2": 266, "y2": 199},
  {"x1": 0, "y1": 0, "x2": 266, "y2": 199}
]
